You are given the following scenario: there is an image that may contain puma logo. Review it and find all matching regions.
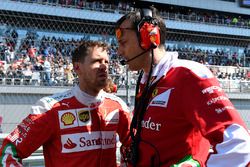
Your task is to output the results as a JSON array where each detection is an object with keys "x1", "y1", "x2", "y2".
[{"x1": 61, "y1": 102, "x2": 70, "y2": 108}]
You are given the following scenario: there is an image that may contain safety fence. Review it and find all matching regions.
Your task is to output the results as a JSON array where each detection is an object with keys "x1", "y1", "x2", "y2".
[{"x1": 0, "y1": 67, "x2": 249, "y2": 92}]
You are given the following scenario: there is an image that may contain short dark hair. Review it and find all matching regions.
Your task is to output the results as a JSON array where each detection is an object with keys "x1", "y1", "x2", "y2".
[
  {"x1": 72, "y1": 40, "x2": 109, "y2": 64},
  {"x1": 116, "y1": 6, "x2": 166, "y2": 47}
]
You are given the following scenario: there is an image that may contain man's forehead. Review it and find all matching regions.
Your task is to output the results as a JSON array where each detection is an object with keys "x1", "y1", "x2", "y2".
[
  {"x1": 93, "y1": 45, "x2": 103, "y2": 51},
  {"x1": 92, "y1": 47, "x2": 108, "y2": 57}
]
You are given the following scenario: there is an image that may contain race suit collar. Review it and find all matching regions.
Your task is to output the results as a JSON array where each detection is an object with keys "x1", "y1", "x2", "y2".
[
  {"x1": 72, "y1": 85, "x2": 105, "y2": 107},
  {"x1": 141, "y1": 51, "x2": 178, "y2": 85}
]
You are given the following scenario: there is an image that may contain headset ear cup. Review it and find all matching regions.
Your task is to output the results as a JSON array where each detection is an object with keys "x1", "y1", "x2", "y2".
[
  {"x1": 139, "y1": 22, "x2": 160, "y2": 50},
  {"x1": 137, "y1": 8, "x2": 161, "y2": 50}
]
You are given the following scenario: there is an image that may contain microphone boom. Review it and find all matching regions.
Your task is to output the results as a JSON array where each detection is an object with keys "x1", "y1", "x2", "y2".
[{"x1": 119, "y1": 49, "x2": 150, "y2": 65}]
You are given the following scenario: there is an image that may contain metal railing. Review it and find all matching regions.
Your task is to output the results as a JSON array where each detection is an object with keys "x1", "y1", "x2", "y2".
[{"x1": 0, "y1": 65, "x2": 250, "y2": 92}]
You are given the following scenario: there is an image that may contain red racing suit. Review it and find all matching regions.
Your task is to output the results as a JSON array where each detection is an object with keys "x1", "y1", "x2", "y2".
[
  {"x1": 0, "y1": 85, "x2": 131, "y2": 167},
  {"x1": 128, "y1": 52, "x2": 250, "y2": 167}
]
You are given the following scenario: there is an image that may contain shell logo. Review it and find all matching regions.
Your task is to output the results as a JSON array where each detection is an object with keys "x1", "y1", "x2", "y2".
[
  {"x1": 61, "y1": 112, "x2": 76, "y2": 126},
  {"x1": 78, "y1": 110, "x2": 90, "y2": 123}
]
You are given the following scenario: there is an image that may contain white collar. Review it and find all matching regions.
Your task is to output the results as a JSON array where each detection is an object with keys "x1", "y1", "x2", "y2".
[
  {"x1": 141, "y1": 51, "x2": 178, "y2": 85},
  {"x1": 72, "y1": 85, "x2": 105, "y2": 107}
]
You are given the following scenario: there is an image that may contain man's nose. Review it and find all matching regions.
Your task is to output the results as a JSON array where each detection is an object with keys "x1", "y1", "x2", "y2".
[{"x1": 99, "y1": 62, "x2": 108, "y2": 70}]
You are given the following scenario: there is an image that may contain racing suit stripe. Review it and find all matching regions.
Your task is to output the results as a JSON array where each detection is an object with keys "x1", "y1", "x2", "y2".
[
  {"x1": 207, "y1": 124, "x2": 250, "y2": 167},
  {"x1": 0, "y1": 143, "x2": 22, "y2": 167}
]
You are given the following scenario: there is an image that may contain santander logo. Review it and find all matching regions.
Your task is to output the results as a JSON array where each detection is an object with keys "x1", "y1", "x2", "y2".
[
  {"x1": 141, "y1": 117, "x2": 161, "y2": 131},
  {"x1": 64, "y1": 138, "x2": 77, "y2": 149}
]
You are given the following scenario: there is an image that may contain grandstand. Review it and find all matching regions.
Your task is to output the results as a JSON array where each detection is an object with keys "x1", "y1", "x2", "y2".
[{"x1": 0, "y1": 0, "x2": 250, "y2": 166}]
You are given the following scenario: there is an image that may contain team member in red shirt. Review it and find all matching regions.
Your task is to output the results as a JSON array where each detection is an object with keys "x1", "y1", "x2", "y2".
[
  {"x1": 115, "y1": 7, "x2": 250, "y2": 167},
  {"x1": 0, "y1": 41, "x2": 131, "y2": 167}
]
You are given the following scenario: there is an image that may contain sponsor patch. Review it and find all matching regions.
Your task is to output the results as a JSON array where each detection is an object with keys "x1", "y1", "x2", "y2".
[
  {"x1": 149, "y1": 88, "x2": 174, "y2": 108},
  {"x1": 64, "y1": 138, "x2": 77, "y2": 149},
  {"x1": 61, "y1": 131, "x2": 116, "y2": 153},
  {"x1": 104, "y1": 109, "x2": 119, "y2": 125},
  {"x1": 206, "y1": 95, "x2": 229, "y2": 106},
  {"x1": 8, "y1": 132, "x2": 19, "y2": 143},
  {"x1": 78, "y1": 110, "x2": 90, "y2": 123},
  {"x1": 202, "y1": 86, "x2": 222, "y2": 94},
  {"x1": 58, "y1": 108, "x2": 92, "y2": 129},
  {"x1": 7, "y1": 116, "x2": 35, "y2": 146},
  {"x1": 215, "y1": 106, "x2": 235, "y2": 114},
  {"x1": 77, "y1": 109, "x2": 92, "y2": 126},
  {"x1": 61, "y1": 112, "x2": 76, "y2": 126},
  {"x1": 141, "y1": 117, "x2": 161, "y2": 131}
]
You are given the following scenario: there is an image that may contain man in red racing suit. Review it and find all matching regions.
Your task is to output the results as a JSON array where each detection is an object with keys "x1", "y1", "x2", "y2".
[
  {"x1": 130, "y1": 51, "x2": 250, "y2": 166},
  {"x1": 0, "y1": 41, "x2": 131, "y2": 167},
  {"x1": 115, "y1": 7, "x2": 250, "y2": 167}
]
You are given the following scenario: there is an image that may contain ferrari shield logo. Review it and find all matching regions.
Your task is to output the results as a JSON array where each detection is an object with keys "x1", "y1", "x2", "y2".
[{"x1": 152, "y1": 88, "x2": 158, "y2": 97}]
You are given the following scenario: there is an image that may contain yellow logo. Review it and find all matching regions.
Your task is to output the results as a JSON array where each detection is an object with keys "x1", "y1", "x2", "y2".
[
  {"x1": 61, "y1": 112, "x2": 75, "y2": 126},
  {"x1": 78, "y1": 110, "x2": 90, "y2": 123},
  {"x1": 152, "y1": 89, "x2": 158, "y2": 97}
]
